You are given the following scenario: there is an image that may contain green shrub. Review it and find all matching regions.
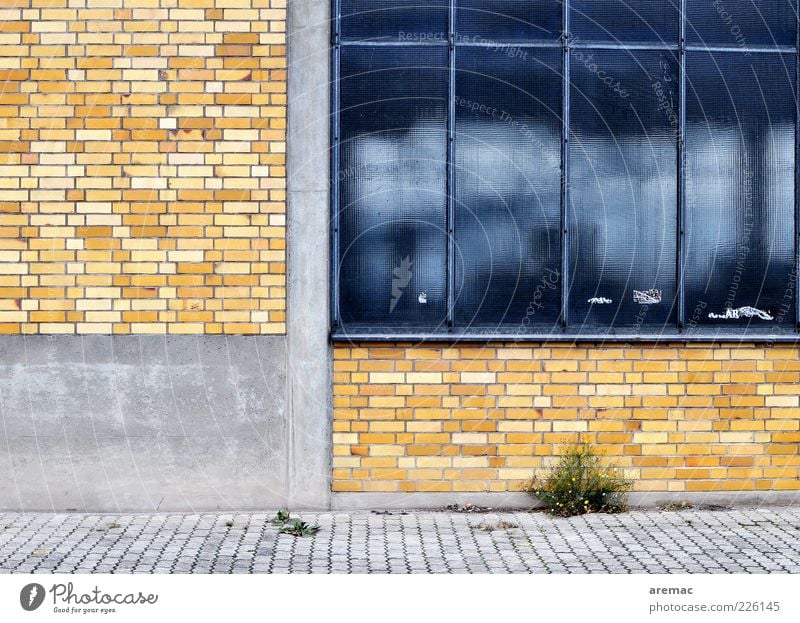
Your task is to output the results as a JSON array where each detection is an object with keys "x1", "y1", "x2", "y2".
[{"x1": 525, "y1": 443, "x2": 632, "y2": 517}]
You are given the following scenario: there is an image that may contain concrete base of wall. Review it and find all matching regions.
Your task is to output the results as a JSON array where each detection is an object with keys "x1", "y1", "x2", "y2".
[
  {"x1": 0, "y1": 336, "x2": 290, "y2": 512},
  {"x1": 332, "y1": 491, "x2": 800, "y2": 511}
]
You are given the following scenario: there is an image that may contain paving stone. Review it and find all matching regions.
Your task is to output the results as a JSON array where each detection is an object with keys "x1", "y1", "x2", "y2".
[{"x1": 1, "y1": 508, "x2": 800, "y2": 573}]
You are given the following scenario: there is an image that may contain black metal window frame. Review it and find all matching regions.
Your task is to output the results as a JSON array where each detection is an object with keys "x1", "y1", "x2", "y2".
[{"x1": 330, "y1": 1, "x2": 800, "y2": 343}]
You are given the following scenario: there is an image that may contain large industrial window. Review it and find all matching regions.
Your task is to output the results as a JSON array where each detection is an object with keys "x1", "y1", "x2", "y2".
[{"x1": 331, "y1": 1, "x2": 800, "y2": 341}]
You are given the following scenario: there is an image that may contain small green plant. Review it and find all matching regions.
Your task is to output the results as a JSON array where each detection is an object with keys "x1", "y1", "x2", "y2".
[
  {"x1": 659, "y1": 501, "x2": 693, "y2": 512},
  {"x1": 525, "y1": 442, "x2": 632, "y2": 517},
  {"x1": 279, "y1": 519, "x2": 321, "y2": 537},
  {"x1": 271, "y1": 510, "x2": 320, "y2": 537},
  {"x1": 475, "y1": 520, "x2": 518, "y2": 532},
  {"x1": 271, "y1": 510, "x2": 291, "y2": 526}
]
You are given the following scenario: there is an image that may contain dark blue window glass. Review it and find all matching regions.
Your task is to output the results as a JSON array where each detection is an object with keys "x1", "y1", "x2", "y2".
[
  {"x1": 685, "y1": 52, "x2": 796, "y2": 329},
  {"x1": 338, "y1": 47, "x2": 449, "y2": 327},
  {"x1": 454, "y1": 47, "x2": 563, "y2": 328},
  {"x1": 341, "y1": 1, "x2": 449, "y2": 42},
  {"x1": 687, "y1": 0, "x2": 797, "y2": 48},
  {"x1": 568, "y1": 50, "x2": 679, "y2": 327},
  {"x1": 570, "y1": 0, "x2": 680, "y2": 44},
  {"x1": 334, "y1": 3, "x2": 800, "y2": 338},
  {"x1": 456, "y1": 1, "x2": 562, "y2": 42}
]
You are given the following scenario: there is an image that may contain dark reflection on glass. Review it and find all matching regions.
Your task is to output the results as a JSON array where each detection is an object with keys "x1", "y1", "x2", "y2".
[
  {"x1": 338, "y1": 47, "x2": 448, "y2": 326},
  {"x1": 570, "y1": 0, "x2": 679, "y2": 44},
  {"x1": 569, "y1": 50, "x2": 678, "y2": 327},
  {"x1": 341, "y1": 1, "x2": 449, "y2": 42},
  {"x1": 334, "y1": 5, "x2": 800, "y2": 336},
  {"x1": 454, "y1": 47, "x2": 562, "y2": 327},
  {"x1": 685, "y1": 52, "x2": 796, "y2": 328},
  {"x1": 456, "y1": 0, "x2": 562, "y2": 43},
  {"x1": 687, "y1": 0, "x2": 797, "y2": 48}
]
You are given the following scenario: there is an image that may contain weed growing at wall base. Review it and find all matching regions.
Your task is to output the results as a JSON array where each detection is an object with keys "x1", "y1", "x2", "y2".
[
  {"x1": 271, "y1": 510, "x2": 320, "y2": 537},
  {"x1": 525, "y1": 443, "x2": 632, "y2": 517}
]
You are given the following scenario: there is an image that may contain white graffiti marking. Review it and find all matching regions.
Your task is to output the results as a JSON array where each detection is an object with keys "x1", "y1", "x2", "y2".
[
  {"x1": 708, "y1": 306, "x2": 773, "y2": 321},
  {"x1": 633, "y1": 289, "x2": 662, "y2": 305}
]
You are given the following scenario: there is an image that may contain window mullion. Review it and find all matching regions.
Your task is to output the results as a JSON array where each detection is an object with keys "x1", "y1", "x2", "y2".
[
  {"x1": 446, "y1": 0, "x2": 456, "y2": 329},
  {"x1": 795, "y1": 7, "x2": 800, "y2": 329},
  {"x1": 331, "y1": 0, "x2": 341, "y2": 327},
  {"x1": 561, "y1": 0, "x2": 570, "y2": 329},
  {"x1": 677, "y1": 0, "x2": 687, "y2": 329}
]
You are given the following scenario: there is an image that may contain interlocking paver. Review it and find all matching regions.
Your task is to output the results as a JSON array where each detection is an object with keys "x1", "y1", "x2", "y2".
[{"x1": 0, "y1": 507, "x2": 799, "y2": 573}]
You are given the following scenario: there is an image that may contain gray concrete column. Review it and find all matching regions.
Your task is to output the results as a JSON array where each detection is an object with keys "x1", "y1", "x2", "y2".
[{"x1": 286, "y1": 0, "x2": 332, "y2": 509}]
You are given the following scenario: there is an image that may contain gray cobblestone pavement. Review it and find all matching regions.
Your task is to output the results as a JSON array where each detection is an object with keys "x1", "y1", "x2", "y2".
[{"x1": 1, "y1": 507, "x2": 799, "y2": 574}]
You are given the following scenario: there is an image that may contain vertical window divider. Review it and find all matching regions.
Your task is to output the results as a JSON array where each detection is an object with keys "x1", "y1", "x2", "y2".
[
  {"x1": 795, "y1": 5, "x2": 800, "y2": 329},
  {"x1": 447, "y1": 0, "x2": 456, "y2": 329},
  {"x1": 331, "y1": 0, "x2": 341, "y2": 327},
  {"x1": 560, "y1": 0, "x2": 571, "y2": 329},
  {"x1": 677, "y1": 0, "x2": 687, "y2": 329}
]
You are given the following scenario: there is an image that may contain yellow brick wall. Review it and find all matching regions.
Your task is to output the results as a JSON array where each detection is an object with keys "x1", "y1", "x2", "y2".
[
  {"x1": 0, "y1": 0, "x2": 286, "y2": 335},
  {"x1": 333, "y1": 343, "x2": 800, "y2": 494}
]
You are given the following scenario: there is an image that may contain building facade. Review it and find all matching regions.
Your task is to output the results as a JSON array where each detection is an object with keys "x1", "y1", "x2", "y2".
[{"x1": 0, "y1": 1, "x2": 799, "y2": 510}]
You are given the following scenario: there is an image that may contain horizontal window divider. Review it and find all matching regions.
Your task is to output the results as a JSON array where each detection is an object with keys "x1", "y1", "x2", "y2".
[
  {"x1": 446, "y1": 40, "x2": 563, "y2": 48},
  {"x1": 337, "y1": 40, "x2": 451, "y2": 47},
  {"x1": 331, "y1": 328, "x2": 800, "y2": 344},
  {"x1": 337, "y1": 42, "x2": 796, "y2": 54},
  {"x1": 685, "y1": 44, "x2": 797, "y2": 54},
  {"x1": 568, "y1": 41, "x2": 677, "y2": 51},
  {"x1": 336, "y1": 40, "x2": 559, "y2": 48}
]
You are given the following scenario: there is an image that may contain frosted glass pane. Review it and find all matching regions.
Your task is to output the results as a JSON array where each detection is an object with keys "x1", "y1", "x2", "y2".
[
  {"x1": 570, "y1": 0, "x2": 679, "y2": 44},
  {"x1": 338, "y1": 47, "x2": 449, "y2": 327},
  {"x1": 569, "y1": 50, "x2": 678, "y2": 328},
  {"x1": 685, "y1": 52, "x2": 796, "y2": 329},
  {"x1": 687, "y1": 0, "x2": 797, "y2": 47},
  {"x1": 456, "y1": 0, "x2": 562, "y2": 42},
  {"x1": 341, "y1": 1, "x2": 449, "y2": 42},
  {"x1": 454, "y1": 47, "x2": 563, "y2": 328}
]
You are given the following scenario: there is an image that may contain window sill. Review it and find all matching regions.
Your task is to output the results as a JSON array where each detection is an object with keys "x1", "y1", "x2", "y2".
[{"x1": 331, "y1": 326, "x2": 800, "y2": 344}]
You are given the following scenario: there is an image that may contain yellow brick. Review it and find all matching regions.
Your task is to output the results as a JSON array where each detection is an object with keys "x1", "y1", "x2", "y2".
[{"x1": 0, "y1": 7, "x2": 286, "y2": 338}]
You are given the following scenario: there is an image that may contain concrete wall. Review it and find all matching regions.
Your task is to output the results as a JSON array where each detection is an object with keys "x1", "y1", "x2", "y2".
[
  {"x1": 0, "y1": 336, "x2": 289, "y2": 511},
  {"x1": 0, "y1": 0, "x2": 333, "y2": 512}
]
